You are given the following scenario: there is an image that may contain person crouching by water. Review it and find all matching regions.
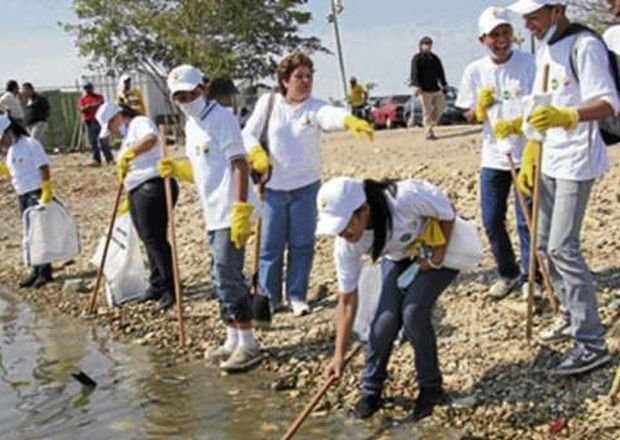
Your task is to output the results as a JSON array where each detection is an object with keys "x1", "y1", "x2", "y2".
[
  {"x1": 318, "y1": 177, "x2": 458, "y2": 422},
  {"x1": 0, "y1": 115, "x2": 54, "y2": 288}
]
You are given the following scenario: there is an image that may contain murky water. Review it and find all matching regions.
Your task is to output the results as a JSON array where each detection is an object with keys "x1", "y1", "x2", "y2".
[{"x1": 0, "y1": 290, "x2": 462, "y2": 439}]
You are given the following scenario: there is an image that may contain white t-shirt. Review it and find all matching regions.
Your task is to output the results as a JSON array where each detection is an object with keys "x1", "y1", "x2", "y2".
[
  {"x1": 603, "y1": 25, "x2": 620, "y2": 54},
  {"x1": 6, "y1": 136, "x2": 50, "y2": 195},
  {"x1": 0, "y1": 92, "x2": 25, "y2": 119},
  {"x1": 534, "y1": 33, "x2": 620, "y2": 181},
  {"x1": 185, "y1": 100, "x2": 258, "y2": 231},
  {"x1": 334, "y1": 180, "x2": 455, "y2": 294},
  {"x1": 242, "y1": 93, "x2": 348, "y2": 191},
  {"x1": 455, "y1": 50, "x2": 535, "y2": 170},
  {"x1": 121, "y1": 116, "x2": 161, "y2": 192}
]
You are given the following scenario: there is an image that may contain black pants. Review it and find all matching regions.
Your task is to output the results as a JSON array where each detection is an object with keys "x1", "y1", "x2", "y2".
[
  {"x1": 128, "y1": 178, "x2": 179, "y2": 297},
  {"x1": 85, "y1": 120, "x2": 113, "y2": 164},
  {"x1": 18, "y1": 190, "x2": 52, "y2": 278}
]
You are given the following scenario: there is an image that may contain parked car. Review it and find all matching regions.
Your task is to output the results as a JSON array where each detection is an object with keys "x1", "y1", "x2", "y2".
[
  {"x1": 369, "y1": 95, "x2": 411, "y2": 129},
  {"x1": 404, "y1": 86, "x2": 466, "y2": 127}
]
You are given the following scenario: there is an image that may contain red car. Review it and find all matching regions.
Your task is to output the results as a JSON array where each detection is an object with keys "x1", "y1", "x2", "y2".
[{"x1": 369, "y1": 95, "x2": 410, "y2": 129}]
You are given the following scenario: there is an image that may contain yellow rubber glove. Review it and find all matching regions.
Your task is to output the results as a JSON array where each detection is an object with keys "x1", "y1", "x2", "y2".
[
  {"x1": 158, "y1": 158, "x2": 194, "y2": 183},
  {"x1": 39, "y1": 180, "x2": 53, "y2": 205},
  {"x1": 493, "y1": 116, "x2": 523, "y2": 140},
  {"x1": 344, "y1": 115, "x2": 374, "y2": 141},
  {"x1": 475, "y1": 87, "x2": 496, "y2": 123},
  {"x1": 117, "y1": 194, "x2": 130, "y2": 217},
  {"x1": 407, "y1": 218, "x2": 447, "y2": 258},
  {"x1": 230, "y1": 202, "x2": 254, "y2": 249},
  {"x1": 248, "y1": 145, "x2": 270, "y2": 174},
  {"x1": 517, "y1": 140, "x2": 541, "y2": 196},
  {"x1": 529, "y1": 106, "x2": 579, "y2": 132},
  {"x1": 117, "y1": 149, "x2": 136, "y2": 181},
  {"x1": 0, "y1": 163, "x2": 9, "y2": 178}
]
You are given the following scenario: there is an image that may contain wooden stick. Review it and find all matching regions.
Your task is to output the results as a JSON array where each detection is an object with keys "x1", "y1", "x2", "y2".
[
  {"x1": 86, "y1": 182, "x2": 124, "y2": 315},
  {"x1": 281, "y1": 344, "x2": 363, "y2": 440},
  {"x1": 506, "y1": 154, "x2": 558, "y2": 314},
  {"x1": 608, "y1": 363, "x2": 620, "y2": 405},
  {"x1": 250, "y1": 186, "x2": 264, "y2": 296},
  {"x1": 159, "y1": 125, "x2": 186, "y2": 348}
]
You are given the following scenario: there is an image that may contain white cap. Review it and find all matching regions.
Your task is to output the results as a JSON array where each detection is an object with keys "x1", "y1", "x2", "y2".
[
  {"x1": 316, "y1": 177, "x2": 366, "y2": 236},
  {"x1": 0, "y1": 114, "x2": 10, "y2": 137},
  {"x1": 507, "y1": 0, "x2": 566, "y2": 15},
  {"x1": 167, "y1": 64, "x2": 204, "y2": 99},
  {"x1": 478, "y1": 7, "x2": 511, "y2": 37},
  {"x1": 95, "y1": 102, "x2": 122, "y2": 139}
]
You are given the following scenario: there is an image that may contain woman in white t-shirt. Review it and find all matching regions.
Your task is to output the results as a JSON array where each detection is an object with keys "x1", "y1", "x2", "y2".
[
  {"x1": 317, "y1": 177, "x2": 458, "y2": 422},
  {"x1": 242, "y1": 52, "x2": 374, "y2": 317},
  {"x1": 95, "y1": 103, "x2": 178, "y2": 312},
  {"x1": 0, "y1": 115, "x2": 54, "y2": 288}
]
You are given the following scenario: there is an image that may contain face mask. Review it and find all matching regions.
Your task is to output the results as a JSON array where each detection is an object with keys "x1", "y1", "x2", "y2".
[
  {"x1": 178, "y1": 96, "x2": 207, "y2": 119},
  {"x1": 119, "y1": 123, "x2": 128, "y2": 138},
  {"x1": 540, "y1": 8, "x2": 559, "y2": 45}
]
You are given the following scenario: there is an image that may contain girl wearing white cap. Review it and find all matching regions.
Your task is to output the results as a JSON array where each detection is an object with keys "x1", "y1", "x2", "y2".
[
  {"x1": 95, "y1": 102, "x2": 178, "y2": 312},
  {"x1": 0, "y1": 115, "x2": 53, "y2": 288},
  {"x1": 161, "y1": 64, "x2": 261, "y2": 372},
  {"x1": 318, "y1": 176, "x2": 457, "y2": 421},
  {"x1": 455, "y1": 6, "x2": 537, "y2": 300},
  {"x1": 242, "y1": 52, "x2": 374, "y2": 317}
]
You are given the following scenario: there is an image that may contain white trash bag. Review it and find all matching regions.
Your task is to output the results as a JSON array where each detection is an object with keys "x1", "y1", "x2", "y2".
[
  {"x1": 442, "y1": 216, "x2": 483, "y2": 271},
  {"x1": 22, "y1": 199, "x2": 81, "y2": 266},
  {"x1": 353, "y1": 264, "x2": 382, "y2": 343},
  {"x1": 90, "y1": 214, "x2": 148, "y2": 307}
]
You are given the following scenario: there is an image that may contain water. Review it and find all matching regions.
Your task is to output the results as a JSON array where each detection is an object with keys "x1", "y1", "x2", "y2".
[{"x1": 0, "y1": 290, "x2": 460, "y2": 439}]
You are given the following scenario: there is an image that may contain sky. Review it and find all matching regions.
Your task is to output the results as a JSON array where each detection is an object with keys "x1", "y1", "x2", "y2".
[{"x1": 0, "y1": 0, "x2": 532, "y2": 99}]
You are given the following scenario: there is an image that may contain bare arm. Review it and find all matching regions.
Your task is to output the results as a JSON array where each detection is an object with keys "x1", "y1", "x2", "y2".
[
  {"x1": 231, "y1": 156, "x2": 249, "y2": 202},
  {"x1": 326, "y1": 290, "x2": 358, "y2": 379},
  {"x1": 128, "y1": 134, "x2": 157, "y2": 156},
  {"x1": 577, "y1": 99, "x2": 615, "y2": 122},
  {"x1": 39, "y1": 164, "x2": 50, "y2": 181}
]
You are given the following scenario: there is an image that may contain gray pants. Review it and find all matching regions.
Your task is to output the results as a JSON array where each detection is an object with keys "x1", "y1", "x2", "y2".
[
  {"x1": 362, "y1": 259, "x2": 458, "y2": 396},
  {"x1": 538, "y1": 175, "x2": 605, "y2": 346},
  {"x1": 28, "y1": 121, "x2": 48, "y2": 143}
]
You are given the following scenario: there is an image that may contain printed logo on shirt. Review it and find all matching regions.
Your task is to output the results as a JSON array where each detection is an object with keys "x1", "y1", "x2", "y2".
[
  {"x1": 194, "y1": 143, "x2": 209, "y2": 156},
  {"x1": 551, "y1": 76, "x2": 571, "y2": 91},
  {"x1": 400, "y1": 233, "x2": 413, "y2": 242},
  {"x1": 319, "y1": 197, "x2": 328, "y2": 211}
]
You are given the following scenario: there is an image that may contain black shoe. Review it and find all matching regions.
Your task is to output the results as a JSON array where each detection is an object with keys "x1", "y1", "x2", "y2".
[
  {"x1": 19, "y1": 272, "x2": 39, "y2": 288},
  {"x1": 33, "y1": 274, "x2": 52, "y2": 289},
  {"x1": 354, "y1": 393, "x2": 382, "y2": 419},
  {"x1": 407, "y1": 386, "x2": 446, "y2": 422},
  {"x1": 138, "y1": 287, "x2": 162, "y2": 303},
  {"x1": 155, "y1": 294, "x2": 175, "y2": 312},
  {"x1": 251, "y1": 294, "x2": 272, "y2": 329}
]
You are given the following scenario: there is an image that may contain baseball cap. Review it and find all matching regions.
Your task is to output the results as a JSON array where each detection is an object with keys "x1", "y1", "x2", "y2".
[
  {"x1": 0, "y1": 114, "x2": 10, "y2": 137},
  {"x1": 167, "y1": 64, "x2": 204, "y2": 99},
  {"x1": 507, "y1": 0, "x2": 566, "y2": 15},
  {"x1": 82, "y1": 80, "x2": 94, "y2": 89},
  {"x1": 478, "y1": 7, "x2": 511, "y2": 37},
  {"x1": 95, "y1": 102, "x2": 122, "y2": 139},
  {"x1": 316, "y1": 177, "x2": 366, "y2": 236}
]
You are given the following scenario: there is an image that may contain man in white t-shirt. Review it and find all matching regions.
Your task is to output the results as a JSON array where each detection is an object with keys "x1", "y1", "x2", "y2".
[
  {"x1": 0, "y1": 80, "x2": 25, "y2": 125},
  {"x1": 604, "y1": 0, "x2": 620, "y2": 53},
  {"x1": 456, "y1": 6, "x2": 536, "y2": 301},
  {"x1": 509, "y1": 0, "x2": 620, "y2": 376}
]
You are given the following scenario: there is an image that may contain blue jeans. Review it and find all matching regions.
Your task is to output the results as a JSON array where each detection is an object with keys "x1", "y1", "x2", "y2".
[
  {"x1": 18, "y1": 190, "x2": 52, "y2": 278},
  {"x1": 480, "y1": 167, "x2": 530, "y2": 280},
  {"x1": 207, "y1": 228, "x2": 252, "y2": 324},
  {"x1": 362, "y1": 259, "x2": 458, "y2": 396},
  {"x1": 259, "y1": 181, "x2": 320, "y2": 305}
]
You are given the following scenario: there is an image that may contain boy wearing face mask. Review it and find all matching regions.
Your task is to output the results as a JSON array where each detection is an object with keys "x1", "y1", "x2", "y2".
[
  {"x1": 604, "y1": 0, "x2": 620, "y2": 54},
  {"x1": 160, "y1": 65, "x2": 262, "y2": 372},
  {"x1": 508, "y1": 0, "x2": 620, "y2": 376},
  {"x1": 456, "y1": 7, "x2": 536, "y2": 301}
]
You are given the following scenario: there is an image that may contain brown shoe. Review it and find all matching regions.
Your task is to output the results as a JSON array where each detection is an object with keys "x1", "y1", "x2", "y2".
[{"x1": 88, "y1": 161, "x2": 102, "y2": 168}]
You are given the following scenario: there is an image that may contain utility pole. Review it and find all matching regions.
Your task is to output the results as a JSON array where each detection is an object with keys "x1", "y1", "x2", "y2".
[{"x1": 328, "y1": 0, "x2": 347, "y2": 103}]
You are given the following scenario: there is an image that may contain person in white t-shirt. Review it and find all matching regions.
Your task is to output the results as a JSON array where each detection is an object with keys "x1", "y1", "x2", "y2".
[
  {"x1": 509, "y1": 0, "x2": 620, "y2": 376},
  {"x1": 0, "y1": 114, "x2": 53, "y2": 288},
  {"x1": 456, "y1": 6, "x2": 537, "y2": 301},
  {"x1": 160, "y1": 64, "x2": 262, "y2": 373},
  {"x1": 318, "y1": 177, "x2": 458, "y2": 422},
  {"x1": 95, "y1": 102, "x2": 179, "y2": 312},
  {"x1": 242, "y1": 52, "x2": 374, "y2": 318},
  {"x1": 604, "y1": 0, "x2": 620, "y2": 53},
  {"x1": 0, "y1": 80, "x2": 25, "y2": 125}
]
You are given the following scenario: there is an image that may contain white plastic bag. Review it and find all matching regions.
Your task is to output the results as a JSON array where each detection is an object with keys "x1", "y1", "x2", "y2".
[
  {"x1": 353, "y1": 264, "x2": 382, "y2": 342},
  {"x1": 90, "y1": 214, "x2": 148, "y2": 307},
  {"x1": 442, "y1": 217, "x2": 483, "y2": 271},
  {"x1": 522, "y1": 93, "x2": 552, "y2": 142},
  {"x1": 22, "y1": 199, "x2": 81, "y2": 266}
]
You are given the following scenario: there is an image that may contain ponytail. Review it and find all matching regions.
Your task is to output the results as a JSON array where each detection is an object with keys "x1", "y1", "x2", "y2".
[{"x1": 363, "y1": 178, "x2": 396, "y2": 261}]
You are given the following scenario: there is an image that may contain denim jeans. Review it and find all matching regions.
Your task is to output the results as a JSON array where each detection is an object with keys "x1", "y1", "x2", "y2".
[
  {"x1": 480, "y1": 167, "x2": 530, "y2": 280},
  {"x1": 362, "y1": 258, "x2": 458, "y2": 396},
  {"x1": 259, "y1": 180, "x2": 320, "y2": 305},
  {"x1": 538, "y1": 176, "x2": 605, "y2": 346},
  {"x1": 85, "y1": 120, "x2": 113, "y2": 164},
  {"x1": 208, "y1": 228, "x2": 252, "y2": 324},
  {"x1": 18, "y1": 190, "x2": 52, "y2": 278}
]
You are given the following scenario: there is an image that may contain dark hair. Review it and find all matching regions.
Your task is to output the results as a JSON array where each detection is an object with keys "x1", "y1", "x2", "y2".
[
  {"x1": 362, "y1": 178, "x2": 396, "y2": 261},
  {"x1": 5, "y1": 116, "x2": 30, "y2": 140},
  {"x1": 276, "y1": 52, "x2": 314, "y2": 95},
  {"x1": 22, "y1": 82, "x2": 34, "y2": 90},
  {"x1": 119, "y1": 105, "x2": 138, "y2": 119},
  {"x1": 6, "y1": 80, "x2": 18, "y2": 93}
]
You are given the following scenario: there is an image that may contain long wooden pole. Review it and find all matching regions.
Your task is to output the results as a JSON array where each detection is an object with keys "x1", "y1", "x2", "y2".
[
  {"x1": 86, "y1": 182, "x2": 124, "y2": 315},
  {"x1": 281, "y1": 344, "x2": 362, "y2": 440},
  {"x1": 527, "y1": 64, "x2": 550, "y2": 341},
  {"x1": 159, "y1": 125, "x2": 186, "y2": 348},
  {"x1": 506, "y1": 154, "x2": 558, "y2": 314}
]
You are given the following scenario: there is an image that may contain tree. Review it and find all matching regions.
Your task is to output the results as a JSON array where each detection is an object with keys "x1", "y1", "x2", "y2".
[{"x1": 567, "y1": 0, "x2": 614, "y2": 32}]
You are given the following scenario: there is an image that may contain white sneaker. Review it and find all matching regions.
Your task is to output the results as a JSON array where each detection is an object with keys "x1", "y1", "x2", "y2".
[
  {"x1": 290, "y1": 300, "x2": 311, "y2": 317},
  {"x1": 539, "y1": 315, "x2": 572, "y2": 343},
  {"x1": 521, "y1": 282, "x2": 542, "y2": 300},
  {"x1": 204, "y1": 344, "x2": 234, "y2": 363},
  {"x1": 220, "y1": 344, "x2": 263, "y2": 372},
  {"x1": 488, "y1": 276, "x2": 520, "y2": 300}
]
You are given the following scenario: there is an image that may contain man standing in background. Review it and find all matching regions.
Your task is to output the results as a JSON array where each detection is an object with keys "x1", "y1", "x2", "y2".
[
  {"x1": 78, "y1": 81, "x2": 113, "y2": 166},
  {"x1": 116, "y1": 74, "x2": 146, "y2": 115},
  {"x1": 0, "y1": 80, "x2": 25, "y2": 126},
  {"x1": 348, "y1": 77, "x2": 368, "y2": 119},
  {"x1": 22, "y1": 82, "x2": 50, "y2": 143},
  {"x1": 409, "y1": 36, "x2": 448, "y2": 140}
]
